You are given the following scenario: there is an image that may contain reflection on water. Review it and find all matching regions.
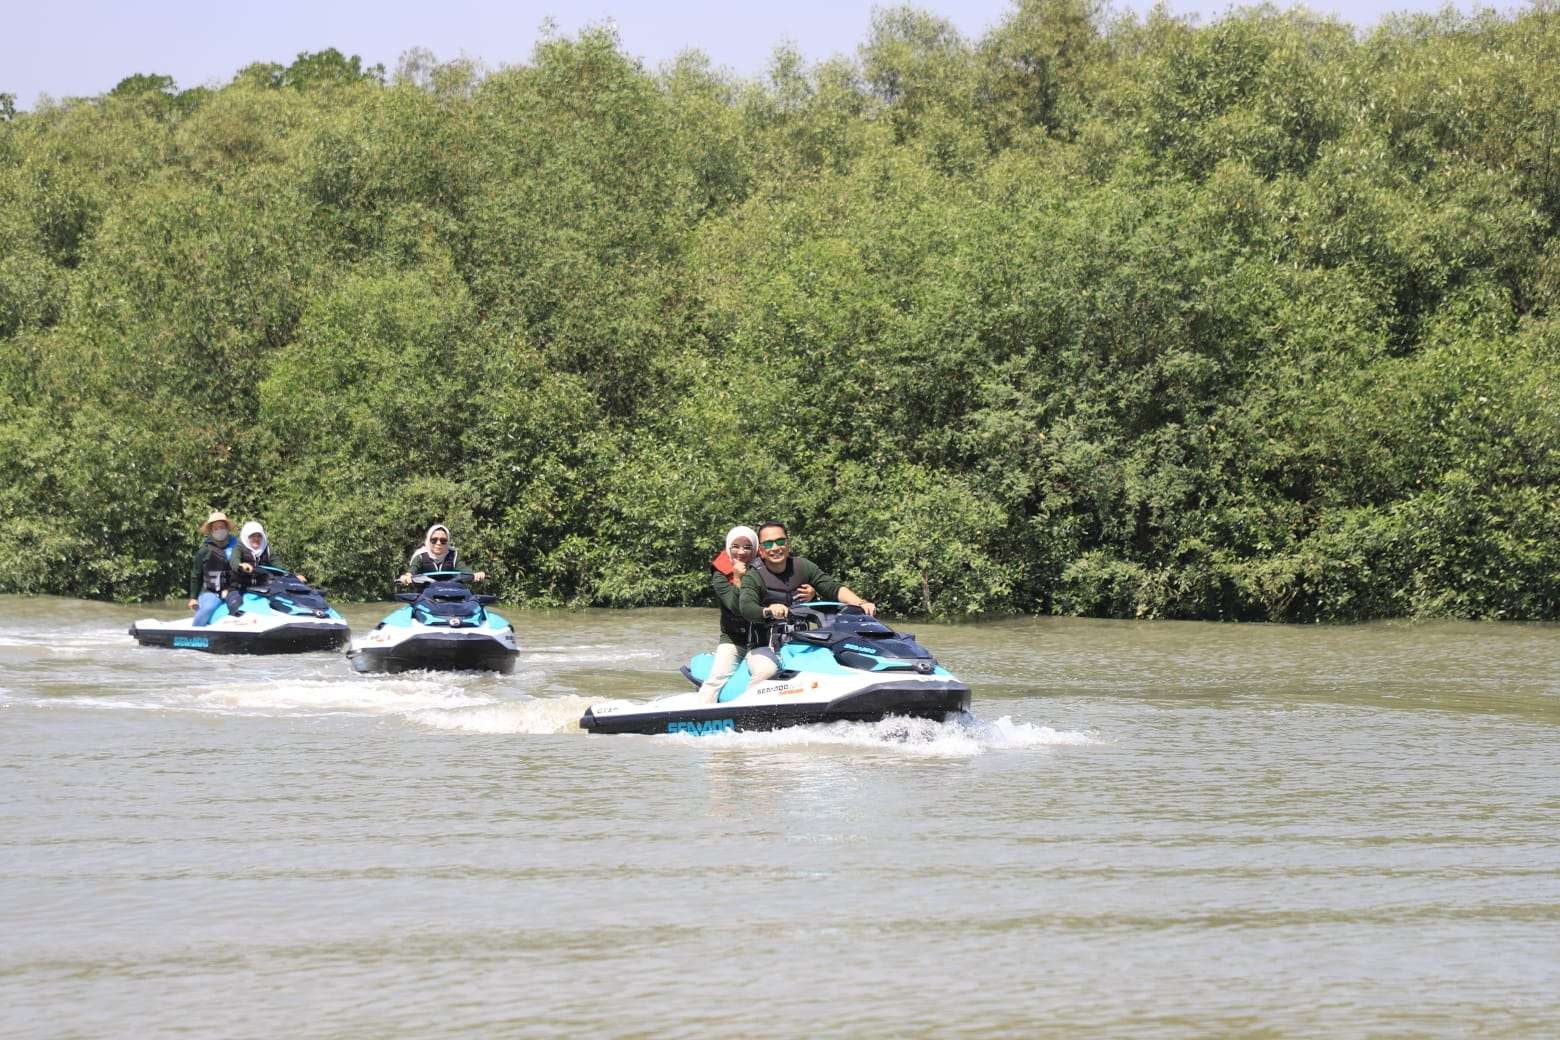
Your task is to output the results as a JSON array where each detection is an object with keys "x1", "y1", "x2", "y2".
[{"x1": 1, "y1": 596, "x2": 1557, "y2": 1039}]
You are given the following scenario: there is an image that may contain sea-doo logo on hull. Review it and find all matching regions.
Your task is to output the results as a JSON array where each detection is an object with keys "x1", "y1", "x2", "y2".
[
  {"x1": 668, "y1": 718, "x2": 735, "y2": 735},
  {"x1": 173, "y1": 636, "x2": 210, "y2": 648},
  {"x1": 843, "y1": 642, "x2": 879, "y2": 655}
]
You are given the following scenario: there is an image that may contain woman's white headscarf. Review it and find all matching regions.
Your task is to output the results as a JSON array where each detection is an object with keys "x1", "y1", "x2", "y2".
[
  {"x1": 422, "y1": 524, "x2": 453, "y2": 563},
  {"x1": 724, "y1": 525, "x2": 759, "y2": 554},
  {"x1": 239, "y1": 520, "x2": 269, "y2": 559}
]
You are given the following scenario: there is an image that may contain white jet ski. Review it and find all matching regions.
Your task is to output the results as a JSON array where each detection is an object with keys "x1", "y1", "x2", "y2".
[
  {"x1": 579, "y1": 602, "x2": 970, "y2": 735},
  {"x1": 129, "y1": 567, "x2": 350, "y2": 654},
  {"x1": 347, "y1": 571, "x2": 518, "y2": 675}
]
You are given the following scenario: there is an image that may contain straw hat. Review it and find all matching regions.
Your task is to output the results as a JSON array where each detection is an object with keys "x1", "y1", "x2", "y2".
[{"x1": 200, "y1": 510, "x2": 233, "y2": 534}]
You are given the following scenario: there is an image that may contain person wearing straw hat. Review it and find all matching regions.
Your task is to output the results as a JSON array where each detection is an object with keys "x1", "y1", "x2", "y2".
[{"x1": 187, "y1": 511, "x2": 239, "y2": 626}]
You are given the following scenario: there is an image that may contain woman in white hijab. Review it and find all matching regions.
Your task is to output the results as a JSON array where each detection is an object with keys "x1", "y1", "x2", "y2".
[
  {"x1": 398, "y1": 524, "x2": 486, "y2": 584},
  {"x1": 696, "y1": 524, "x2": 761, "y2": 703},
  {"x1": 237, "y1": 520, "x2": 271, "y2": 568},
  {"x1": 225, "y1": 520, "x2": 297, "y2": 615}
]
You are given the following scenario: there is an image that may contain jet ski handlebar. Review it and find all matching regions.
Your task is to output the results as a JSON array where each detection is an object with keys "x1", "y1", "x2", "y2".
[
  {"x1": 409, "y1": 570, "x2": 478, "y2": 585},
  {"x1": 769, "y1": 602, "x2": 883, "y2": 648},
  {"x1": 785, "y1": 602, "x2": 869, "y2": 626}
]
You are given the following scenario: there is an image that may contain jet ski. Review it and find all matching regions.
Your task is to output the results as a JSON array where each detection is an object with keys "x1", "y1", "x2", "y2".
[
  {"x1": 129, "y1": 566, "x2": 350, "y2": 654},
  {"x1": 580, "y1": 602, "x2": 970, "y2": 735},
  {"x1": 347, "y1": 571, "x2": 518, "y2": 674}
]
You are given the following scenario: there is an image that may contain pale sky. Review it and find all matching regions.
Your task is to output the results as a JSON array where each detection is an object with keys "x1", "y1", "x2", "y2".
[{"x1": 3, "y1": 0, "x2": 1497, "y2": 111}]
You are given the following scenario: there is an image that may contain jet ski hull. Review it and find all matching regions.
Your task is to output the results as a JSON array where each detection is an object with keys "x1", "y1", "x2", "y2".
[
  {"x1": 347, "y1": 630, "x2": 518, "y2": 675},
  {"x1": 581, "y1": 602, "x2": 970, "y2": 736},
  {"x1": 349, "y1": 581, "x2": 518, "y2": 675},
  {"x1": 580, "y1": 678, "x2": 970, "y2": 736},
  {"x1": 129, "y1": 619, "x2": 348, "y2": 654},
  {"x1": 130, "y1": 577, "x2": 349, "y2": 655}
]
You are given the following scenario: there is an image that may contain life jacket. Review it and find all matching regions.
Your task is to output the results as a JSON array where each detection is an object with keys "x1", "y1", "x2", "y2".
[
  {"x1": 756, "y1": 557, "x2": 808, "y2": 606},
  {"x1": 412, "y1": 547, "x2": 460, "y2": 574},
  {"x1": 235, "y1": 545, "x2": 272, "y2": 588},
  {"x1": 200, "y1": 537, "x2": 236, "y2": 593}
]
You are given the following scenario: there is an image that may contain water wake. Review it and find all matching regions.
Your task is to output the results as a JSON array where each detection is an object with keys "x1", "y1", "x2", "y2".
[
  {"x1": 407, "y1": 694, "x2": 595, "y2": 735},
  {"x1": 661, "y1": 712, "x2": 1093, "y2": 756}
]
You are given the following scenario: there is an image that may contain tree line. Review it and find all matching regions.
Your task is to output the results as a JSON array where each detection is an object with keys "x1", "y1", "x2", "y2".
[{"x1": 1, "y1": 1, "x2": 1556, "y2": 621}]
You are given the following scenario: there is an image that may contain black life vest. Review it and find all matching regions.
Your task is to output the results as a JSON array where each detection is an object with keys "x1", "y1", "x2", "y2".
[
  {"x1": 756, "y1": 558, "x2": 808, "y2": 606},
  {"x1": 236, "y1": 546, "x2": 272, "y2": 588},
  {"x1": 412, "y1": 547, "x2": 459, "y2": 574},
  {"x1": 201, "y1": 539, "x2": 235, "y2": 593}
]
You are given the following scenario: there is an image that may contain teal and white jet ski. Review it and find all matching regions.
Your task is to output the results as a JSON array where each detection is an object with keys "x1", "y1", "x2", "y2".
[
  {"x1": 348, "y1": 571, "x2": 517, "y2": 675},
  {"x1": 580, "y1": 602, "x2": 969, "y2": 735},
  {"x1": 129, "y1": 567, "x2": 350, "y2": 654}
]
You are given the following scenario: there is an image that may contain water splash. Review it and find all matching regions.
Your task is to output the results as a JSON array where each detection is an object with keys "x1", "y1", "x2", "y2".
[
  {"x1": 408, "y1": 695, "x2": 594, "y2": 735},
  {"x1": 38, "y1": 677, "x2": 494, "y2": 718},
  {"x1": 661, "y1": 712, "x2": 1094, "y2": 757},
  {"x1": 190, "y1": 677, "x2": 497, "y2": 717}
]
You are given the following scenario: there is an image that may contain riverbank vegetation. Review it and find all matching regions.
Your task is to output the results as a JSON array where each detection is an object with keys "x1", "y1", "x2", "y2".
[{"x1": 2, "y1": 2, "x2": 1556, "y2": 620}]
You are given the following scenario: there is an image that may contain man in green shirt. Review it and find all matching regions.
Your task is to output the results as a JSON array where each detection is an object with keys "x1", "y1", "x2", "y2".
[{"x1": 736, "y1": 521, "x2": 876, "y2": 690}]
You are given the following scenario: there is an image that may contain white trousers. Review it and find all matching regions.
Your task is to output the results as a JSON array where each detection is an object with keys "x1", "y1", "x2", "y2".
[
  {"x1": 743, "y1": 647, "x2": 780, "y2": 689},
  {"x1": 697, "y1": 642, "x2": 746, "y2": 702}
]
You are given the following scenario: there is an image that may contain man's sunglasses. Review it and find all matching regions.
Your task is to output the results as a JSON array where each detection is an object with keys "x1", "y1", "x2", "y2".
[{"x1": 760, "y1": 537, "x2": 788, "y2": 549}]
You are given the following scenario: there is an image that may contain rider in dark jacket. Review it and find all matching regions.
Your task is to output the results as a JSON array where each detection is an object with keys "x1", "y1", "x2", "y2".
[
  {"x1": 187, "y1": 511, "x2": 238, "y2": 626},
  {"x1": 397, "y1": 525, "x2": 486, "y2": 585},
  {"x1": 223, "y1": 520, "x2": 275, "y2": 617}
]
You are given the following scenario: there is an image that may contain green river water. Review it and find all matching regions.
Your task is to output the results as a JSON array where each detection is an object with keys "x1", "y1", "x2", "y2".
[{"x1": 2, "y1": 597, "x2": 1556, "y2": 1038}]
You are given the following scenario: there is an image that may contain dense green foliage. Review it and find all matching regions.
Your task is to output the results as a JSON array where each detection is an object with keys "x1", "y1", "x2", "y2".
[{"x1": 2, "y1": 11, "x2": 1557, "y2": 620}]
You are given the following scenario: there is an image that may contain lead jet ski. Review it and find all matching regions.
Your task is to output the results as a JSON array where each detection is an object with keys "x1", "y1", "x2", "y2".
[
  {"x1": 347, "y1": 571, "x2": 518, "y2": 675},
  {"x1": 129, "y1": 566, "x2": 350, "y2": 654},
  {"x1": 580, "y1": 602, "x2": 969, "y2": 735}
]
